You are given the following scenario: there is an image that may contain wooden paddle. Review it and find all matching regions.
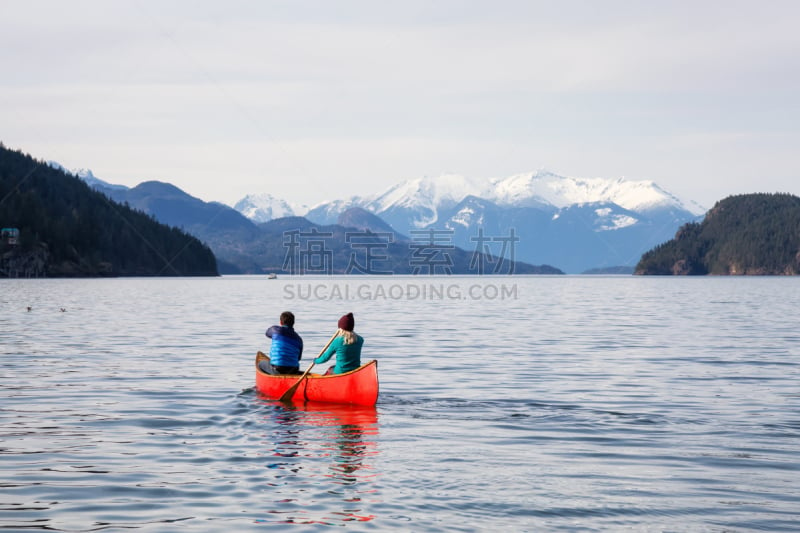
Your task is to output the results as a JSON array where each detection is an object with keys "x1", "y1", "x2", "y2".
[{"x1": 278, "y1": 331, "x2": 338, "y2": 403}]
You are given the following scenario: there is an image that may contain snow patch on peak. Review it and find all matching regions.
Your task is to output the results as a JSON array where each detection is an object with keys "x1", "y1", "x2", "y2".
[
  {"x1": 234, "y1": 193, "x2": 296, "y2": 222},
  {"x1": 47, "y1": 161, "x2": 98, "y2": 181},
  {"x1": 73, "y1": 168, "x2": 97, "y2": 180},
  {"x1": 450, "y1": 206, "x2": 483, "y2": 228},
  {"x1": 489, "y1": 170, "x2": 563, "y2": 208},
  {"x1": 363, "y1": 173, "x2": 490, "y2": 228},
  {"x1": 48, "y1": 162, "x2": 129, "y2": 192},
  {"x1": 597, "y1": 214, "x2": 638, "y2": 231},
  {"x1": 369, "y1": 174, "x2": 488, "y2": 213}
]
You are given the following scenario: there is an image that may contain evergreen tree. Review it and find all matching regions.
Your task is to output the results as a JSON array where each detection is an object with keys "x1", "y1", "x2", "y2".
[
  {"x1": 635, "y1": 193, "x2": 800, "y2": 275},
  {"x1": 0, "y1": 144, "x2": 218, "y2": 277}
]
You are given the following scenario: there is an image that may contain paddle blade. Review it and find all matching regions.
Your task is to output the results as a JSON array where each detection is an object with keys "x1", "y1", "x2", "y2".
[
  {"x1": 277, "y1": 382, "x2": 301, "y2": 403},
  {"x1": 276, "y1": 330, "x2": 335, "y2": 403},
  {"x1": 278, "y1": 363, "x2": 314, "y2": 403}
]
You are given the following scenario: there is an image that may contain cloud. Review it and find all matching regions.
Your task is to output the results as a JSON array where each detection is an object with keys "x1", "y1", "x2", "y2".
[{"x1": 2, "y1": 1, "x2": 800, "y2": 208}]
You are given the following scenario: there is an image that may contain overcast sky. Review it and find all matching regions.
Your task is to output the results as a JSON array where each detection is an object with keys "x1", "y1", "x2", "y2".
[{"x1": 2, "y1": 0, "x2": 799, "y2": 209}]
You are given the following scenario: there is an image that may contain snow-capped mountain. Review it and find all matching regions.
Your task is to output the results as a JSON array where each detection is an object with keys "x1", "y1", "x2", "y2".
[
  {"x1": 287, "y1": 170, "x2": 703, "y2": 272},
  {"x1": 298, "y1": 170, "x2": 702, "y2": 228},
  {"x1": 233, "y1": 193, "x2": 296, "y2": 223},
  {"x1": 236, "y1": 170, "x2": 701, "y2": 227},
  {"x1": 47, "y1": 162, "x2": 129, "y2": 192},
  {"x1": 363, "y1": 173, "x2": 489, "y2": 226},
  {"x1": 304, "y1": 197, "x2": 365, "y2": 226},
  {"x1": 489, "y1": 170, "x2": 704, "y2": 215}
]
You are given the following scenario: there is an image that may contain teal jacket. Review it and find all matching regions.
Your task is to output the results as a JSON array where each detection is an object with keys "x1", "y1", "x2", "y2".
[{"x1": 314, "y1": 334, "x2": 363, "y2": 374}]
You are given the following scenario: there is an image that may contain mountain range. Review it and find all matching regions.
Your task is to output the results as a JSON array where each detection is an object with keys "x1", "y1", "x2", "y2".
[
  {"x1": 51, "y1": 164, "x2": 558, "y2": 275},
  {"x1": 54, "y1": 160, "x2": 703, "y2": 274},
  {"x1": 236, "y1": 171, "x2": 704, "y2": 273}
]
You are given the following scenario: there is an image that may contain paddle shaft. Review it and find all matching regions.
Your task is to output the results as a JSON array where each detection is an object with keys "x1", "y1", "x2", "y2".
[{"x1": 278, "y1": 331, "x2": 338, "y2": 402}]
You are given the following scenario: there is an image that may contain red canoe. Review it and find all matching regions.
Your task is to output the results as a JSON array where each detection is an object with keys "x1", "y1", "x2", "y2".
[{"x1": 255, "y1": 351, "x2": 379, "y2": 406}]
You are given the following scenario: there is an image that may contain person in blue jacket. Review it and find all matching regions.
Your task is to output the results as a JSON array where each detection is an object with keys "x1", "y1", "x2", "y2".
[
  {"x1": 314, "y1": 312, "x2": 363, "y2": 375},
  {"x1": 260, "y1": 311, "x2": 304, "y2": 374}
]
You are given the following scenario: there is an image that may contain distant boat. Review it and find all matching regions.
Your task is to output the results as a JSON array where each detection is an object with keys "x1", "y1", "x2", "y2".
[{"x1": 267, "y1": 273, "x2": 278, "y2": 279}]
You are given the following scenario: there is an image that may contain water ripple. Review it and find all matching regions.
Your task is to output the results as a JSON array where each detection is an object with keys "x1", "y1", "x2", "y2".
[{"x1": 2, "y1": 277, "x2": 800, "y2": 531}]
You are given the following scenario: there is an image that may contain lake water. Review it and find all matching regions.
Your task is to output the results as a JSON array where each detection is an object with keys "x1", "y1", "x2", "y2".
[{"x1": 2, "y1": 275, "x2": 799, "y2": 532}]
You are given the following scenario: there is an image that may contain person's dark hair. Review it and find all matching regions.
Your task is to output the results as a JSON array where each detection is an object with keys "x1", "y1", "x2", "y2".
[{"x1": 280, "y1": 311, "x2": 295, "y2": 327}]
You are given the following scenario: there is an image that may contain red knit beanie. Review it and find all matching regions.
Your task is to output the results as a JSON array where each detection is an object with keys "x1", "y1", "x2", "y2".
[{"x1": 338, "y1": 312, "x2": 354, "y2": 331}]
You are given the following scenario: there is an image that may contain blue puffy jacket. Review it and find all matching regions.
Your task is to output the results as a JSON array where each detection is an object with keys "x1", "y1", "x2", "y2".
[{"x1": 266, "y1": 325, "x2": 303, "y2": 367}]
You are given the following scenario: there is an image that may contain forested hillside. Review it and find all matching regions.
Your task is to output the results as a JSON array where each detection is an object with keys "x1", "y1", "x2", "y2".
[
  {"x1": 0, "y1": 144, "x2": 218, "y2": 277},
  {"x1": 635, "y1": 193, "x2": 800, "y2": 275}
]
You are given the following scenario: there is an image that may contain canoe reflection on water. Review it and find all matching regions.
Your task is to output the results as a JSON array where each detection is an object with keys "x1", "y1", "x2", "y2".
[{"x1": 255, "y1": 397, "x2": 379, "y2": 525}]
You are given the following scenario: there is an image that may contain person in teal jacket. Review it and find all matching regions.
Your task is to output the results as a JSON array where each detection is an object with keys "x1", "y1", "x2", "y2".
[{"x1": 314, "y1": 312, "x2": 363, "y2": 375}]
